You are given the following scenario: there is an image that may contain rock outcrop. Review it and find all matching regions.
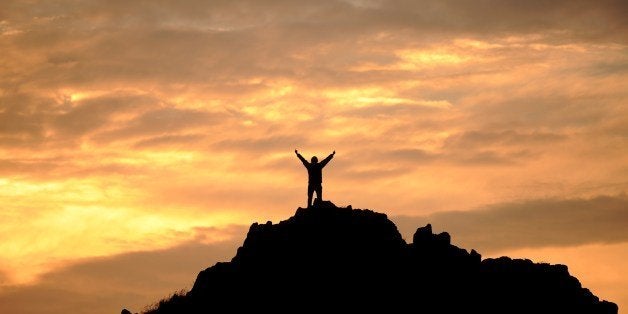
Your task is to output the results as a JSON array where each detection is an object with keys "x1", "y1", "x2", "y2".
[{"x1": 142, "y1": 200, "x2": 617, "y2": 314}]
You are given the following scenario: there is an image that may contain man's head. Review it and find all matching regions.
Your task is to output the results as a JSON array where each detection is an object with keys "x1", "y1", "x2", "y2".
[{"x1": 311, "y1": 156, "x2": 318, "y2": 163}]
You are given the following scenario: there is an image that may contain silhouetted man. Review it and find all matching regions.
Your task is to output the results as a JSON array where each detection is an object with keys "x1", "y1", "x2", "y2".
[{"x1": 295, "y1": 149, "x2": 335, "y2": 208}]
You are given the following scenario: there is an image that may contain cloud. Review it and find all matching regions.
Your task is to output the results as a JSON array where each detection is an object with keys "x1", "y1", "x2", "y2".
[
  {"x1": 379, "y1": 148, "x2": 437, "y2": 163},
  {"x1": 213, "y1": 135, "x2": 308, "y2": 154},
  {"x1": 443, "y1": 130, "x2": 566, "y2": 150},
  {"x1": 133, "y1": 134, "x2": 206, "y2": 149},
  {"x1": 94, "y1": 107, "x2": 227, "y2": 144},
  {"x1": 3, "y1": 0, "x2": 626, "y2": 93},
  {"x1": 392, "y1": 195, "x2": 628, "y2": 253},
  {"x1": 0, "y1": 0, "x2": 624, "y2": 232},
  {"x1": 0, "y1": 93, "x2": 53, "y2": 147},
  {"x1": 147, "y1": 179, "x2": 304, "y2": 214},
  {"x1": 341, "y1": 101, "x2": 452, "y2": 119},
  {"x1": 0, "y1": 270, "x2": 9, "y2": 286},
  {"x1": 0, "y1": 91, "x2": 160, "y2": 148},
  {"x1": 53, "y1": 93, "x2": 158, "y2": 136},
  {"x1": 0, "y1": 229, "x2": 246, "y2": 314},
  {"x1": 380, "y1": 0, "x2": 628, "y2": 42},
  {"x1": 0, "y1": 157, "x2": 62, "y2": 175}
]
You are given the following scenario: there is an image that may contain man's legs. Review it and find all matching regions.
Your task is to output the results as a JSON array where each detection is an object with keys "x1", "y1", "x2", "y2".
[
  {"x1": 315, "y1": 185, "x2": 322, "y2": 202},
  {"x1": 307, "y1": 184, "x2": 315, "y2": 207}
]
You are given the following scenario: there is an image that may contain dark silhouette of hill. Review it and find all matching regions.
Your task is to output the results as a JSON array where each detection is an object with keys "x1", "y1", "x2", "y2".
[{"x1": 133, "y1": 200, "x2": 618, "y2": 314}]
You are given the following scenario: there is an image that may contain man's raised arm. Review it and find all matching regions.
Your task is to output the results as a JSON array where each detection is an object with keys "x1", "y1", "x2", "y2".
[
  {"x1": 295, "y1": 149, "x2": 308, "y2": 166},
  {"x1": 320, "y1": 150, "x2": 335, "y2": 167}
]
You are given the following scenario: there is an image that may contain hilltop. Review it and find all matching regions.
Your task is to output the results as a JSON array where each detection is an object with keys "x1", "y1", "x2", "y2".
[{"x1": 128, "y1": 200, "x2": 617, "y2": 314}]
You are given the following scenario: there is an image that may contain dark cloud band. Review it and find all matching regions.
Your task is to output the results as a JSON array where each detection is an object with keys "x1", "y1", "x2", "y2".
[{"x1": 393, "y1": 195, "x2": 628, "y2": 253}]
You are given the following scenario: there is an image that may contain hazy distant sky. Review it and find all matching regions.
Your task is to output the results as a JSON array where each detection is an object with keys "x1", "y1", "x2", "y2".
[{"x1": 1, "y1": 1, "x2": 627, "y2": 313}]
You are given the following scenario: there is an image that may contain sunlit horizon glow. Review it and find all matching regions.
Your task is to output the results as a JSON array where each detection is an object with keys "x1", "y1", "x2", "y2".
[{"x1": 1, "y1": 0, "x2": 627, "y2": 313}]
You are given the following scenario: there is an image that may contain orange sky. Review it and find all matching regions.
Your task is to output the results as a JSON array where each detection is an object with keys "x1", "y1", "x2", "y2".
[{"x1": 1, "y1": 1, "x2": 627, "y2": 313}]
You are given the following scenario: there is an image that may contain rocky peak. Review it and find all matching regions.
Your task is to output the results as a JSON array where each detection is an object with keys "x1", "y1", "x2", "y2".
[{"x1": 141, "y1": 201, "x2": 618, "y2": 314}]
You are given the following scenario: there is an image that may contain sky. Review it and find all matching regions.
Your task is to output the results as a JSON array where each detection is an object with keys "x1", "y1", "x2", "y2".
[{"x1": 0, "y1": 0, "x2": 627, "y2": 313}]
